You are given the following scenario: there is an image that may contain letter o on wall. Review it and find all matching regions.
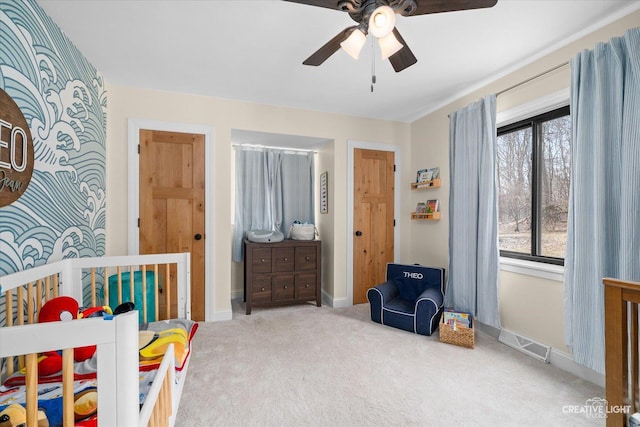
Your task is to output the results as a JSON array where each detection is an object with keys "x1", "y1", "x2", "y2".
[{"x1": 0, "y1": 88, "x2": 34, "y2": 207}]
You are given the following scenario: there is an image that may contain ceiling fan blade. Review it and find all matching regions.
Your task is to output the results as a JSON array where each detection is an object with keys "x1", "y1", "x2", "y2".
[
  {"x1": 281, "y1": 0, "x2": 345, "y2": 12},
  {"x1": 410, "y1": 0, "x2": 497, "y2": 16},
  {"x1": 388, "y1": 28, "x2": 417, "y2": 73},
  {"x1": 303, "y1": 26, "x2": 356, "y2": 66}
]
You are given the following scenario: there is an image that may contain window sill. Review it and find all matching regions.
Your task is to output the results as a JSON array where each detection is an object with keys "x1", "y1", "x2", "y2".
[{"x1": 499, "y1": 257, "x2": 564, "y2": 282}]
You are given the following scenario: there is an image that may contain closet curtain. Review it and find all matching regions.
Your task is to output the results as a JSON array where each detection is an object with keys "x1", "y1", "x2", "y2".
[
  {"x1": 447, "y1": 95, "x2": 501, "y2": 329},
  {"x1": 564, "y1": 27, "x2": 640, "y2": 373},
  {"x1": 232, "y1": 146, "x2": 314, "y2": 262}
]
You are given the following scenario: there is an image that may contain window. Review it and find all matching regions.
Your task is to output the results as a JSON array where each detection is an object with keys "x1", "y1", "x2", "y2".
[{"x1": 497, "y1": 106, "x2": 571, "y2": 265}]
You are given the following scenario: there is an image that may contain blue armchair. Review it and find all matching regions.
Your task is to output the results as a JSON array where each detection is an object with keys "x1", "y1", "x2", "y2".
[{"x1": 367, "y1": 263, "x2": 445, "y2": 336}]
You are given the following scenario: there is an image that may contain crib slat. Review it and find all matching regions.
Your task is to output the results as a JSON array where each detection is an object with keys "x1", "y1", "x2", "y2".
[
  {"x1": 53, "y1": 274, "x2": 59, "y2": 298},
  {"x1": 104, "y1": 267, "x2": 110, "y2": 306},
  {"x1": 27, "y1": 282, "x2": 34, "y2": 324},
  {"x1": 154, "y1": 264, "x2": 160, "y2": 322},
  {"x1": 142, "y1": 264, "x2": 148, "y2": 323},
  {"x1": 62, "y1": 348, "x2": 74, "y2": 427},
  {"x1": 129, "y1": 265, "x2": 135, "y2": 305},
  {"x1": 17, "y1": 287, "x2": 24, "y2": 326},
  {"x1": 36, "y1": 279, "x2": 43, "y2": 312},
  {"x1": 117, "y1": 266, "x2": 123, "y2": 304},
  {"x1": 25, "y1": 353, "x2": 38, "y2": 427},
  {"x1": 91, "y1": 267, "x2": 97, "y2": 307},
  {"x1": 165, "y1": 263, "x2": 171, "y2": 320}
]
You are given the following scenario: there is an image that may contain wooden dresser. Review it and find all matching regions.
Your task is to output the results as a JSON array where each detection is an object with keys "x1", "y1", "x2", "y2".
[{"x1": 244, "y1": 239, "x2": 321, "y2": 314}]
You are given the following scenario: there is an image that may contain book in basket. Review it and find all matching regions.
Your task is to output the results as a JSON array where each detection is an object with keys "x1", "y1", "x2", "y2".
[{"x1": 439, "y1": 308, "x2": 474, "y2": 349}]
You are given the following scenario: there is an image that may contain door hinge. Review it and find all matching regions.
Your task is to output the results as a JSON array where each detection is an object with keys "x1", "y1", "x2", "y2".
[
  {"x1": 393, "y1": 164, "x2": 396, "y2": 172},
  {"x1": 137, "y1": 144, "x2": 140, "y2": 154},
  {"x1": 137, "y1": 218, "x2": 140, "y2": 228}
]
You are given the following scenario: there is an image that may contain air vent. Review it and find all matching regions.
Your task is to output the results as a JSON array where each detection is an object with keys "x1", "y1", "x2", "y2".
[{"x1": 498, "y1": 328, "x2": 551, "y2": 363}]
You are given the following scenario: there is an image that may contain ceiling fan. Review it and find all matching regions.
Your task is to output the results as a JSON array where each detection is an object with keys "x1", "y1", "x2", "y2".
[{"x1": 284, "y1": 0, "x2": 498, "y2": 72}]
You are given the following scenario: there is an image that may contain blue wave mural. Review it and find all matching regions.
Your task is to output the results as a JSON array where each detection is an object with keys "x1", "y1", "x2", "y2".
[{"x1": 0, "y1": 0, "x2": 106, "y2": 278}]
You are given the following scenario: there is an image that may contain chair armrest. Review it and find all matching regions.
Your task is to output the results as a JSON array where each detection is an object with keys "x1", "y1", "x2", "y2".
[
  {"x1": 368, "y1": 280, "x2": 399, "y2": 304},
  {"x1": 415, "y1": 286, "x2": 443, "y2": 308},
  {"x1": 414, "y1": 287, "x2": 444, "y2": 336},
  {"x1": 367, "y1": 281, "x2": 399, "y2": 325}
]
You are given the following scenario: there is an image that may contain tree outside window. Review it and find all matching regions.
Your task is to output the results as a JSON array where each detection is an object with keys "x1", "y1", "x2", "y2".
[{"x1": 497, "y1": 106, "x2": 571, "y2": 265}]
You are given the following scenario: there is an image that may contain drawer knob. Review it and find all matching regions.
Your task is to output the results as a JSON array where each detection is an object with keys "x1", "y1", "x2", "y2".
[
  {"x1": 261, "y1": 287, "x2": 265, "y2": 291},
  {"x1": 284, "y1": 285, "x2": 288, "y2": 289},
  {"x1": 261, "y1": 258, "x2": 266, "y2": 262},
  {"x1": 305, "y1": 256, "x2": 310, "y2": 261},
  {"x1": 284, "y1": 257, "x2": 288, "y2": 261},
  {"x1": 305, "y1": 284, "x2": 310, "y2": 288}
]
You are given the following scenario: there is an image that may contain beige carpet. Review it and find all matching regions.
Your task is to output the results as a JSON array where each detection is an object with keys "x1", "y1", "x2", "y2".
[{"x1": 175, "y1": 302, "x2": 604, "y2": 426}]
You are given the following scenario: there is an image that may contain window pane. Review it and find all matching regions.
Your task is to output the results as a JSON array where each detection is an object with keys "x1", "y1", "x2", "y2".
[
  {"x1": 540, "y1": 115, "x2": 571, "y2": 258},
  {"x1": 497, "y1": 127, "x2": 532, "y2": 254}
]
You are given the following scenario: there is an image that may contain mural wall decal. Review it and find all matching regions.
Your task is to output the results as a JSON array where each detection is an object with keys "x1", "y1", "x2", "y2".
[{"x1": 0, "y1": 0, "x2": 106, "y2": 280}]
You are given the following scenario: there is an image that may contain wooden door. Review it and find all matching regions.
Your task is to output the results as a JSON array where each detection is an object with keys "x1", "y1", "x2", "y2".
[
  {"x1": 139, "y1": 129, "x2": 206, "y2": 321},
  {"x1": 353, "y1": 148, "x2": 395, "y2": 304}
]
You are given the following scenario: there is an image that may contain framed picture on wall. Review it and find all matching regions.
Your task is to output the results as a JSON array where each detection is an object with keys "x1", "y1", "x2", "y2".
[{"x1": 320, "y1": 171, "x2": 328, "y2": 214}]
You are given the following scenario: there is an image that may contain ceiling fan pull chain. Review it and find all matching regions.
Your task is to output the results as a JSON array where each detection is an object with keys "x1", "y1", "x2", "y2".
[{"x1": 371, "y1": 37, "x2": 376, "y2": 92}]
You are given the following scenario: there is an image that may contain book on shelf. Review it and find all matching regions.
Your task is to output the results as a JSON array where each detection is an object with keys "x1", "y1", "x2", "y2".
[
  {"x1": 442, "y1": 309, "x2": 473, "y2": 329},
  {"x1": 426, "y1": 199, "x2": 439, "y2": 213},
  {"x1": 415, "y1": 202, "x2": 427, "y2": 213},
  {"x1": 416, "y1": 168, "x2": 432, "y2": 183},
  {"x1": 428, "y1": 167, "x2": 440, "y2": 179}
]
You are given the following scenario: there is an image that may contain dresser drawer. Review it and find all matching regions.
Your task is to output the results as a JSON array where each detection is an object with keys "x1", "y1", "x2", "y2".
[
  {"x1": 273, "y1": 248, "x2": 294, "y2": 272},
  {"x1": 295, "y1": 247, "x2": 317, "y2": 271},
  {"x1": 295, "y1": 274, "x2": 316, "y2": 299},
  {"x1": 251, "y1": 248, "x2": 272, "y2": 273},
  {"x1": 251, "y1": 275, "x2": 272, "y2": 302},
  {"x1": 273, "y1": 274, "x2": 295, "y2": 301}
]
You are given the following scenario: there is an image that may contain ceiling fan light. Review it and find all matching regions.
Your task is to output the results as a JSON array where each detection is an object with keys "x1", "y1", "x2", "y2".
[
  {"x1": 369, "y1": 5, "x2": 396, "y2": 38},
  {"x1": 378, "y1": 32, "x2": 403, "y2": 60},
  {"x1": 340, "y1": 28, "x2": 367, "y2": 60}
]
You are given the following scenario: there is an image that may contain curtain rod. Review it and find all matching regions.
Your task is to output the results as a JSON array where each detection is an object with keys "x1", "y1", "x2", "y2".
[
  {"x1": 496, "y1": 61, "x2": 570, "y2": 97},
  {"x1": 232, "y1": 143, "x2": 317, "y2": 154}
]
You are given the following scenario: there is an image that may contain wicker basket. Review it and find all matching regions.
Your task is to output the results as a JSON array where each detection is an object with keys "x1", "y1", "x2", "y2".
[
  {"x1": 289, "y1": 223, "x2": 317, "y2": 240},
  {"x1": 439, "y1": 315, "x2": 475, "y2": 349}
]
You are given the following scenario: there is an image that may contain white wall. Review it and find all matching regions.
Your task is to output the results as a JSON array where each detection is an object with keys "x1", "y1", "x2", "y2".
[
  {"x1": 409, "y1": 10, "x2": 640, "y2": 358},
  {"x1": 106, "y1": 87, "x2": 411, "y2": 319}
]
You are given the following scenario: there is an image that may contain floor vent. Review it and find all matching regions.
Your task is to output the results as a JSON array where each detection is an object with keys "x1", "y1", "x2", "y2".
[{"x1": 498, "y1": 329, "x2": 551, "y2": 363}]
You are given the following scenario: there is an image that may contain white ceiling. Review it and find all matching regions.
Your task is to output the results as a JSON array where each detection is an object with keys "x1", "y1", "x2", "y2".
[{"x1": 37, "y1": 0, "x2": 640, "y2": 123}]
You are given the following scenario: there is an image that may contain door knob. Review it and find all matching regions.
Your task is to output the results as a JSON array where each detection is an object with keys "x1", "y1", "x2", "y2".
[
  {"x1": 194, "y1": 233, "x2": 202, "y2": 240},
  {"x1": 355, "y1": 231, "x2": 363, "y2": 236}
]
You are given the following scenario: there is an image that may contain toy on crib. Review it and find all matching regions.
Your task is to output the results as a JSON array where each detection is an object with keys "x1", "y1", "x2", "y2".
[
  {"x1": 0, "y1": 403, "x2": 49, "y2": 427},
  {"x1": 34, "y1": 298, "x2": 136, "y2": 375}
]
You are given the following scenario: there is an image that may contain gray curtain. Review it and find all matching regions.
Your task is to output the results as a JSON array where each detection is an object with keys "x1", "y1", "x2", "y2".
[
  {"x1": 232, "y1": 146, "x2": 314, "y2": 262},
  {"x1": 447, "y1": 95, "x2": 501, "y2": 329},
  {"x1": 564, "y1": 27, "x2": 640, "y2": 374}
]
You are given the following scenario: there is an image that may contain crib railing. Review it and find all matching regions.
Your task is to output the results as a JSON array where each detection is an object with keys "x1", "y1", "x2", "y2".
[
  {"x1": 0, "y1": 312, "x2": 140, "y2": 426},
  {"x1": 603, "y1": 277, "x2": 640, "y2": 426},
  {"x1": 0, "y1": 253, "x2": 190, "y2": 384}
]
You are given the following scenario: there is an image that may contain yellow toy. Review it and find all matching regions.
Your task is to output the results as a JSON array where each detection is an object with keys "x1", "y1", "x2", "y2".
[{"x1": 0, "y1": 403, "x2": 49, "y2": 427}]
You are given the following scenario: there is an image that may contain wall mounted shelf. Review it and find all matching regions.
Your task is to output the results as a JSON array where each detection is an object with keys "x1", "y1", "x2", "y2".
[{"x1": 411, "y1": 179, "x2": 441, "y2": 190}]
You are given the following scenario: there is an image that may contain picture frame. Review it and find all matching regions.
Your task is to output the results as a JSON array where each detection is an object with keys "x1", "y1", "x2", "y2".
[{"x1": 320, "y1": 171, "x2": 328, "y2": 214}]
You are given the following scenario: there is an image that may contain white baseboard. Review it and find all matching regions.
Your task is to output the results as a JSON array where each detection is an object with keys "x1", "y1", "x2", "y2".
[
  {"x1": 210, "y1": 309, "x2": 233, "y2": 322},
  {"x1": 549, "y1": 349, "x2": 604, "y2": 388},
  {"x1": 477, "y1": 321, "x2": 604, "y2": 388},
  {"x1": 322, "y1": 288, "x2": 351, "y2": 308}
]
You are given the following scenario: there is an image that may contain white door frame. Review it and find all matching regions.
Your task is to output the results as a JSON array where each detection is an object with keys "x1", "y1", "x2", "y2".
[
  {"x1": 127, "y1": 119, "x2": 215, "y2": 322},
  {"x1": 346, "y1": 140, "x2": 401, "y2": 307}
]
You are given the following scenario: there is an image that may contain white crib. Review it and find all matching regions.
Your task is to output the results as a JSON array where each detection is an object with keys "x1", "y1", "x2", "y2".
[{"x1": 0, "y1": 253, "x2": 192, "y2": 427}]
